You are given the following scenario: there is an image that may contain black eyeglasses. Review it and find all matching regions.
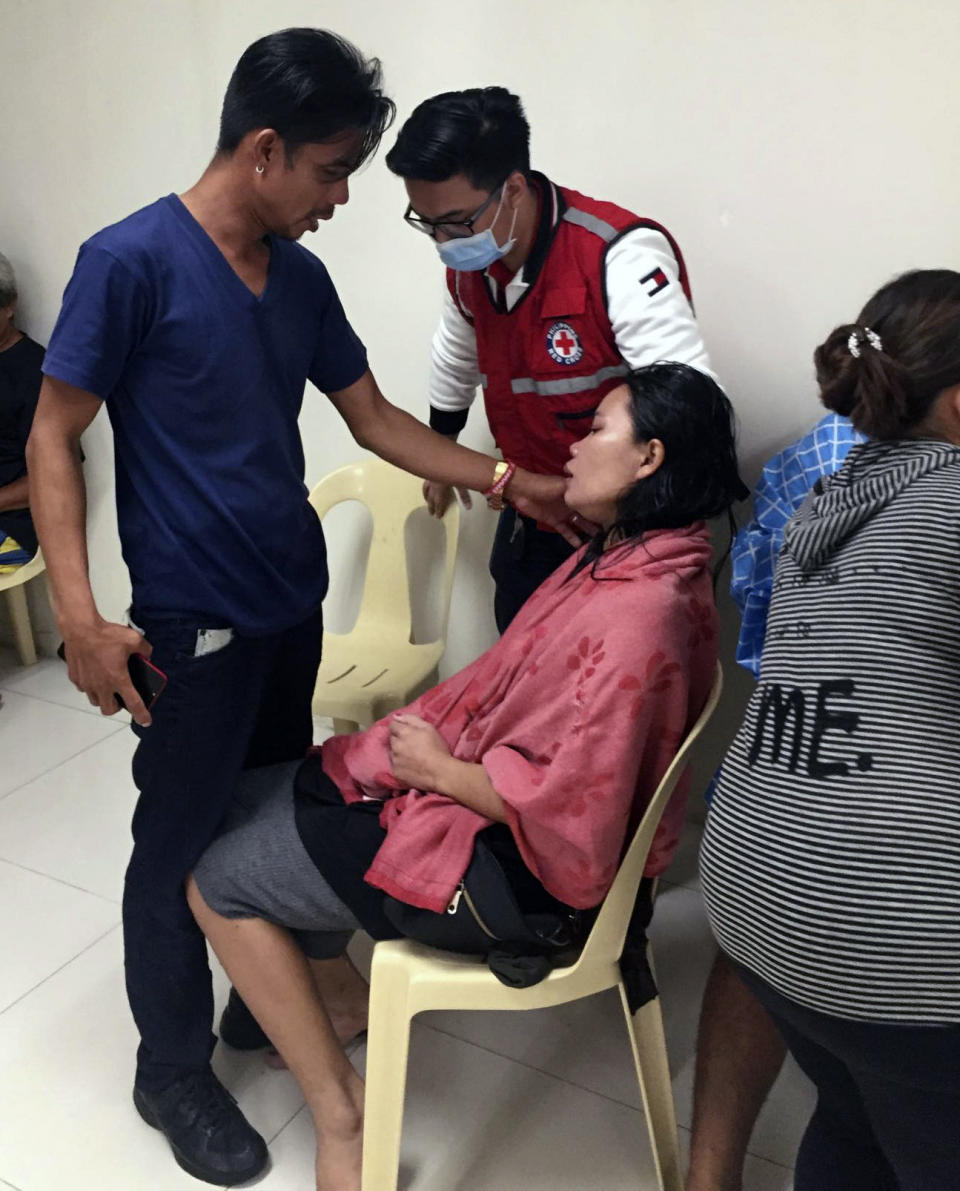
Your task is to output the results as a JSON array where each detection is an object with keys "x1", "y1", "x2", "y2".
[{"x1": 403, "y1": 186, "x2": 504, "y2": 241}]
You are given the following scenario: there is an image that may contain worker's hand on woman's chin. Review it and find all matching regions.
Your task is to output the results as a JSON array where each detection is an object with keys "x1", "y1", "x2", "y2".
[
  {"x1": 510, "y1": 490, "x2": 600, "y2": 546},
  {"x1": 507, "y1": 469, "x2": 566, "y2": 507}
]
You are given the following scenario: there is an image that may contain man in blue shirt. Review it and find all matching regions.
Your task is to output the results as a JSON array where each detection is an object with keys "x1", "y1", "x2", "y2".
[
  {"x1": 27, "y1": 29, "x2": 566, "y2": 1186},
  {"x1": 686, "y1": 412, "x2": 865, "y2": 1191}
]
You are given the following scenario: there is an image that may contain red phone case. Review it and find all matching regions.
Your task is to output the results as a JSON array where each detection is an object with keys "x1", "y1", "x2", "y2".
[
  {"x1": 57, "y1": 644, "x2": 168, "y2": 710},
  {"x1": 129, "y1": 653, "x2": 168, "y2": 709}
]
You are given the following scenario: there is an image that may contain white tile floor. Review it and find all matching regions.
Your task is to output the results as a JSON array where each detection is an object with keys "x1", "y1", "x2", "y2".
[{"x1": 0, "y1": 651, "x2": 811, "y2": 1191}]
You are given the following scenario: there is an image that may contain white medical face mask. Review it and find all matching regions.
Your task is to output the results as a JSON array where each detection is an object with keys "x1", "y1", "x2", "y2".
[{"x1": 435, "y1": 191, "x2": 518, "y2": 271}]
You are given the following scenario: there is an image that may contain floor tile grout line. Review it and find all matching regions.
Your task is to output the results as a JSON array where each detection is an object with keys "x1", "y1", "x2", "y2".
[
  {"x1": 0, "y1": 722, "x2": 129, "y2": 804},
  {"x1": 46, "y1": 699, "x2": 130, "y2": 729},
  {"x1": 267, "y1": 1100, "x2": 309, "y2": 1145},
  {"x1": 0, "y1": 677, "x2": 127, "y2": 720},
  {"x1": 418, "y1": 1022, "x2": 795, "y2": 1173},
  {"x1": 45, "y1": 698, "x2": 130, "y2": 724},
  {"x1": 418, "y1": 1020, "x2": 651, "y2": 1114},
  {"x1": 222, "y1": 1103, "x2": 310, "y2": 1188},
  {"x1": 227, "y1": 1115, "x2": 701, "y2": 1191},
  {"x1": 244, "y1": 1105, "x2": 790, "y2": 1191},
  {"x1": 743, "y1": 1150, "x2": 794, "y2": 1174},
  {"x1": 0, "y1": 855, "x2": 121, "y2": 906},
  {"x1": 1, "y1": 684, "x2": 132, "y2": 724},
  {"x1": 0, "y1": 922, "x2": 121, "y2": 1018}
]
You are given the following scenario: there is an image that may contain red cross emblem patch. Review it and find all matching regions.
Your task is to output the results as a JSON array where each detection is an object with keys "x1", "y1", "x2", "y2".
[{"x1": 546, "y1": 321, "x2": 583, "y2": 366}]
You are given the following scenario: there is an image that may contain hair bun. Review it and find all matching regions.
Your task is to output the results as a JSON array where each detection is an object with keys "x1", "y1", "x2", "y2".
[
  {"x1": 814, "y1": 322, "x2": 910, "y2": 437},
  {"x1": 814, "y1": 324, "x2": 861, "y2": 417}
]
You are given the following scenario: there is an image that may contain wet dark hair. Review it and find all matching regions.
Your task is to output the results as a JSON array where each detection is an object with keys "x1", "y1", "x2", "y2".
[
  {"x1": 217, "y1": 28, "x2": 395, "y2": 166},
  {"x1": 815, "y1": 269, "x2": 960, "y2": 439},
  {"x1": 573, "y1": 363, "x2": 744, "y2": 575},
  {"x1": 385, "y1": 86, "x2": 530, "y2": 191}
]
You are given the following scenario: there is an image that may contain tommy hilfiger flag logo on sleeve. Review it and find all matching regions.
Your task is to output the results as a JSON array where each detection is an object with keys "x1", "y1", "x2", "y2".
[{"x1": 640, "y1": 266, "x2": 669, "y2": 296}]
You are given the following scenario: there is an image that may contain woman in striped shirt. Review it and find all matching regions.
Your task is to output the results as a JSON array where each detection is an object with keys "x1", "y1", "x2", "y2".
[{"x1": 700, "y1": 269, "x2": 960, "y2": 1191}]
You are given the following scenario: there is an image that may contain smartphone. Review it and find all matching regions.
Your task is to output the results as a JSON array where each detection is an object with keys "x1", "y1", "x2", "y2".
[{"x1": 56, "y1": 643, "x2": 168, "y2": 711}]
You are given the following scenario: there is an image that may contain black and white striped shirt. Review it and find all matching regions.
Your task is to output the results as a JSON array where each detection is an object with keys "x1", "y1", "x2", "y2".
[{"x1": 701, "y1": 439, "x2": 960, "y2": 1024}]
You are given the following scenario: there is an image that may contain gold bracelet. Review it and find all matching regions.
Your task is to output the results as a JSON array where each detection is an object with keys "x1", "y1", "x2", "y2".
[
  {"x1": 488, "y1": 460, "x2": 509, "y2": 491},
  {"x1": 483, "y1": 460, "x2": 516, "y2": 511}
]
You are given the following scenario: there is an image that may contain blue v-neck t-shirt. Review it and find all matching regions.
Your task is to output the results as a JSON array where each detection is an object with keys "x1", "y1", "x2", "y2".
[{"x1": 43, "y1": 195, "x2": 368, "y2": 634}]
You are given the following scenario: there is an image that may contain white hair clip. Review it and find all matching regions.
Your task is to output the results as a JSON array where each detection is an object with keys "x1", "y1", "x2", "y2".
[{"x1": 848, "y1": 326, "x2": 883, "y2": 358}]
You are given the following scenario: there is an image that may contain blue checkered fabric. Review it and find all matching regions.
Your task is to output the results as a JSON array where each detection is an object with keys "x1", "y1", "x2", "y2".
[{"x1": 731, "y1": 413, "x2": 866, "y2": 679}]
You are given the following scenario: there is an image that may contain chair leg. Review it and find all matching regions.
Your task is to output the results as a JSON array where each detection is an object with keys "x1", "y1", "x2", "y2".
[
  {"x1": 5, "y1": 585, "x2": 37, "y2": 667},
  {"x1": 618, "y1": 981, "x2": 682, "y2": 1191},
  {"x1": 361, "y1": 954, "x2": 413, "y2": 1191}
]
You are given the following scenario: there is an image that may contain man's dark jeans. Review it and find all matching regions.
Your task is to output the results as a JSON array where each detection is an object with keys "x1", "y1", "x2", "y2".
[
  {"x1": 124, "y1": 605, "x2": 322, "y2": 1090},
  {"x1": 489, "y1": 508, "x2": 575, "y2": 634}
]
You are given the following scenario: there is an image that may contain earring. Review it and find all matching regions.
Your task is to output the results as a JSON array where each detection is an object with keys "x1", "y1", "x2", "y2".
[{"x1": 255, "y1": 164, "x2": 264, "y2": 174}]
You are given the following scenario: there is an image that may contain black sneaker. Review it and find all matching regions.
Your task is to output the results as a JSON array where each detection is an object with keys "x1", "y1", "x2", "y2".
[
  {"x1": 133, "y1": 1068, "x2": 268, "y2": 1185},
  {"x1": 219, "y1": 987, "x2": 271, "y2": 1051}
]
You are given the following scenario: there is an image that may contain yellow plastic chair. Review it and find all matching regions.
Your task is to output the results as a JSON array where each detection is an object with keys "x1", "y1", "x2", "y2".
[
  {"x1": 0, "y1": 549, "x2": 45, "y2": 667},
  {"x1": 361, "y1": 663, "x2": 723, "y2": 1191},
  {"x1": 308, "y1": 459, "x2": 461, "y2": 731}
]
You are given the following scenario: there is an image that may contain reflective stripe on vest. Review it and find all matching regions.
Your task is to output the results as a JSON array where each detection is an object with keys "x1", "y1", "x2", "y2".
[
  {"x1": 562, "y1": 207, "x2": 619, "y2": 242},
  {"x1": 510, "y1": 363, "x2": 629, "y2": 397}
]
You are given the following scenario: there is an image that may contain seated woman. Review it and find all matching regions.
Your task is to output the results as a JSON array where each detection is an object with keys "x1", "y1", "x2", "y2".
[
  {"x1": 700, "y1": 270, "x2": 960, "y2": 1191},
  {"x1": 0, "y1": 251, "x2": 44, "y2": 571},
  {"x1": 187, "y1": 362, "x2": 742, "y2": 1191}
]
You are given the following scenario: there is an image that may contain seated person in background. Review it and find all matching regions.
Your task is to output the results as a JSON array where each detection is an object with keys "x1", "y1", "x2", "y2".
[
  {"x1": 185, "y1": 362, "x2": 745, "y2": 1191},
  {"x1": 686, "y1": 410, "x2": 865, "y2": 1191},
  {"x1": 0, "y1": 251, "x2": 43, "y2": 569},
  {"x1": 701, "y1": 269, "x2": 960, "y2": 1191}
]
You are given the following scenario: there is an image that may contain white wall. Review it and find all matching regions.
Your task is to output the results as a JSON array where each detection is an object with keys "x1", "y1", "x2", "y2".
[{"x1": 2, "y1": 0, "x2": 959, "y2": 760}]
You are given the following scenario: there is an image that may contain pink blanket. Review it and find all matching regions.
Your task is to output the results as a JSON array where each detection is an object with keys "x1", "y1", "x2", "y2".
[{"x1": 322, "y1": 524, "x2": 718, "y2": 913}]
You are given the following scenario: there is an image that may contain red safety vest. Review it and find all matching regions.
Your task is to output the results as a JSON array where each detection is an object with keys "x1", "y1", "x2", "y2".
[{"x1": 447, "y1": 174, "x2": 691, "y2": 477}]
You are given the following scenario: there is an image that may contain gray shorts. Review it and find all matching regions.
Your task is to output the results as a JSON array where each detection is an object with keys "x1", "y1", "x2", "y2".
[{"x1": 192, "y1": 760, "x2": 360, "y2": 959}]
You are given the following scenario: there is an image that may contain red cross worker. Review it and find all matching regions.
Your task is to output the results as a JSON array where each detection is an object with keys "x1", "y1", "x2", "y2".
[{"x1": 388, "y1": 86, "x2": 719, "y2": 631}]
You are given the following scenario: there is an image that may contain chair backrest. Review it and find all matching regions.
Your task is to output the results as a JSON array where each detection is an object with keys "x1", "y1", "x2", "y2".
[
  {"x1": 307, "y1": 458, "x2": 461, "y2": 645},
  {"x1": 576, "y1": 662, "x2": 724, "y2": 968}
]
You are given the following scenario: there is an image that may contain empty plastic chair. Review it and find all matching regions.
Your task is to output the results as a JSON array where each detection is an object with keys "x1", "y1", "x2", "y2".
[{"x1": 308, "y1": 459, "x2": 461, "y2": 731}]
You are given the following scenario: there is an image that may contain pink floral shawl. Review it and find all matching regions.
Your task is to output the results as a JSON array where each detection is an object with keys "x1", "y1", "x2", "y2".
[{"x1": 321, "y1": 523, "x2": 718, "y2": 913}]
